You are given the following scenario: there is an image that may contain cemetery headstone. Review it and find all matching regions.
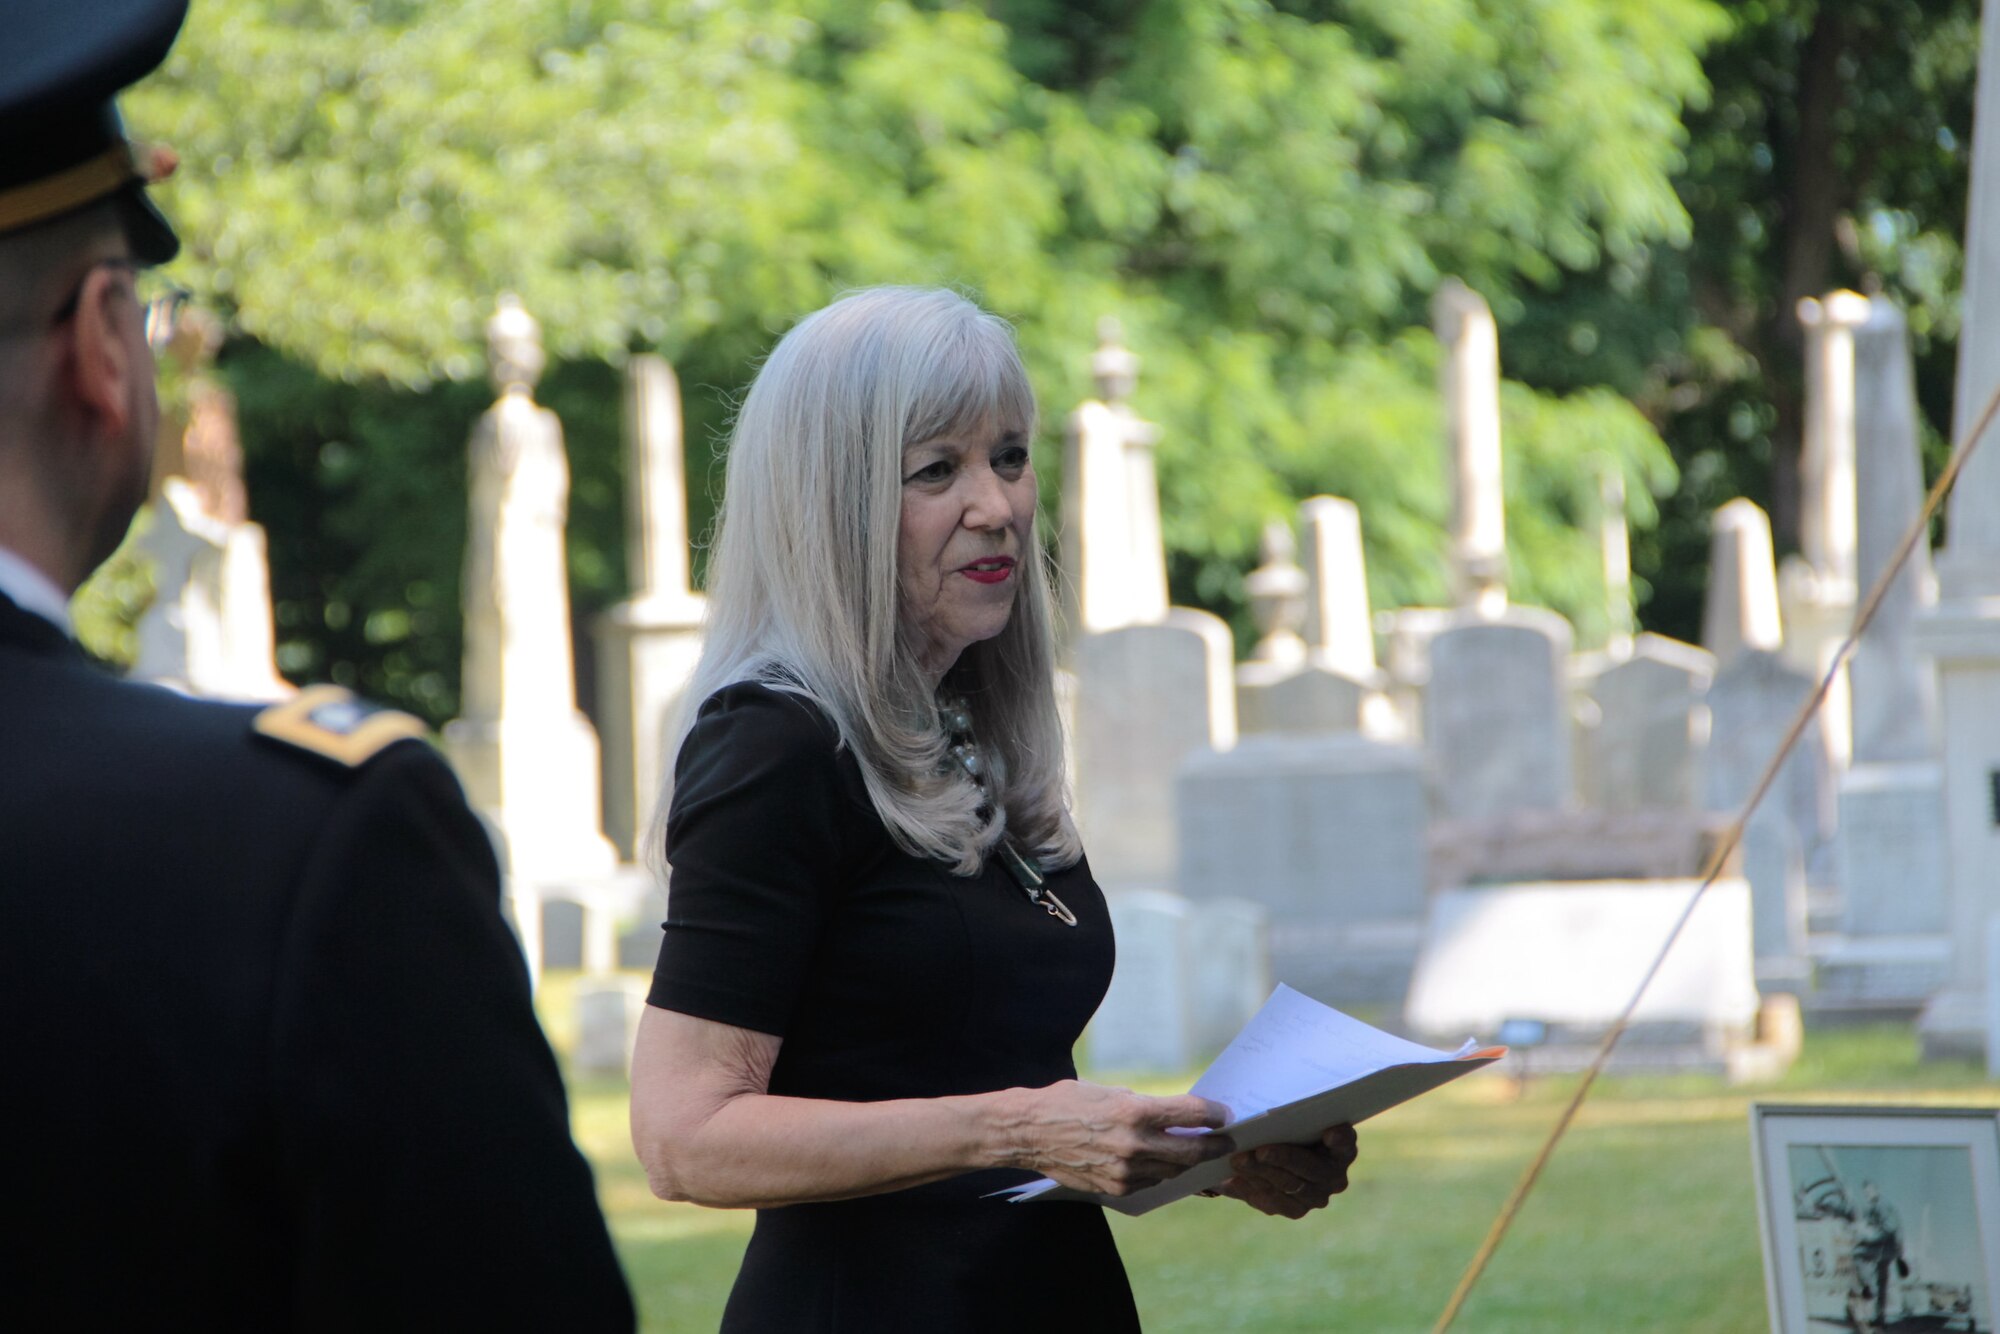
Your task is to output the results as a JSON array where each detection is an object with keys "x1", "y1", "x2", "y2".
[
  {"x1": 1178, "y1": 733, "x2": 1427, "y2": 1004},
  {"x1": 1060, "y1": 318, "x2": 1168, "y2": 635},
  {"x1": 1426, "y1": 608, "x2": 1574, "y2": 821},
  {"x1": 1299, "y1": 496, "x2": 1377, "y2": 681},
  {"x1": 1087, "y1": 890, "x2": 1196, "y2": 1073},
  {"x1": 1187, "y1": 899, "x2": 1272, "y2": 1058},
  {"x1": 1911, "y1": 0, "x2": 2000, "y2": 1057},
  {"x1": 1582, "y1": 633, "x2": 1713, "y2": 814},
  {"x1": 1074, "y1": 610, "x2": 1235, "y2": 890},
  {"x1": 1434, "y1": 280, "x2": 1508, "y2": 618},
  {"x1": 1703, "y1": 649, "x2": 1832, "y2": 990},
  {"x1": 595, "y1": 353, "x2": 707, "y2": 861},
  {"x1": 1702, "y1": 499, "x2": 1784, "y2": 667},
  {"x1": 443, "y1": 296, "x2": 618, "y2": 898}
]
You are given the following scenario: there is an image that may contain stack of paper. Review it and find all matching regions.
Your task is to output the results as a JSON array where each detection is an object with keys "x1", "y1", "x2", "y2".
[{"x1": 996, "y1": 984, "x2": 1503, "y2": 1216}]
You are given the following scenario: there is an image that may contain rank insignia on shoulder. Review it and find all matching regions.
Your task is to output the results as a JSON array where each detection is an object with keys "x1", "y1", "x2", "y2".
[{"x1": 252, "y1": 685, "x2": 428, "y2": 767}]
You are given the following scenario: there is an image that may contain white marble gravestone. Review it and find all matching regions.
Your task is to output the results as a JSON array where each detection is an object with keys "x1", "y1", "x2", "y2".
[
  {"x1": 595, "y1": 353, "x2": 708, "y2": 861},
  {"x1": 443, "y1": 296, "x2": 618, "y2": 895},
  {"x1": 133, "y1": 479, "x2": 291, "y2": 701},
  {"x1": 1087, "y1": 890, "x2": 1196, "y2": 1073},
  {"x1": 1403, "y1": 879, "x2": 1761, "y2": 1067},
  {"x1": 1178, "y1": 734, "x2": 1427, "y2": 1005},
  {"x1": 1434, "y1": 280, "x2": 1508, "y2": 618},
  {"x1": 1299, "y1": 496, "x2": 1377, "y2": 682},
  {"x1": 573, "y1": 976, "x2": 650, "y2": 1077},
  {"x1": 1244, "y1": 496, "x2": 1388, "y2": 736},
  {"x1": 1704, "y1": 650, "x2": 1833, "y2": 990},
  {"x1": 1582, "y1": 633, "x2": 1713, "y2": 814},
  {"x1": 1599, "y1": 461, "x2": 1636, "y2": 654},
  {"x1": 1426, "y1": 608, "x2": 1575, "y2": 821},
  {"x1": 1702, "y1": 499, "x2": 1785, "y2": 667},
  {"x1": 1061, "y1": 318, "x2": 1168, "y2": 636},
  {"x1": 1073, "y1": 610, "x2": 1236, "y2": 890},
  {"x1": 1826, "y1": 299, "x2": 1950, "y2": 1004},
  {"x1": 1910, "y1": 0, "x2": 2000, "y2": 1057},
  {"x1": 1187, "y1": 899, "x2": 1272, "y2": 1057},
  {"x1": 1781, "y1": 291, "x2": 1870, "y2": 770}
]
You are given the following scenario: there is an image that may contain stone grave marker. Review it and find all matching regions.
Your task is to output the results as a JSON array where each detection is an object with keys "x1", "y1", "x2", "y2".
[
  {"x1": 1704, "y1": 649, "x2": 1832, "y2": 990},
  {"x1": 1187, "y1": 899, "x2": 1271, "y2": 1058},
  {"x1": 1087, "y1": 890, "x2": 1196, "y2": 1073},
  {"x1": 1426, "y1": 608, "x2": 1574, "y2": 821},
  {"x1": 1582, "y1": 633, "x2": 1713, "y2": 814},
  {"x1": 443, "y1": 296, "x2": 618, "y2": 893},
  {"x1": 574, "y1": 977, "x2": 650, "y2": 1077},
  {"x1": 1178, "y1": 733, "x2": 1426, "y2": 1004},
  {"x1": 1074, "y1": 610, "x2": 1235, "y2": 890}
]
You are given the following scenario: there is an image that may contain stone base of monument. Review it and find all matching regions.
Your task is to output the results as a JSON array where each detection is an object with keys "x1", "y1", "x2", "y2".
[
  {"x1": 1427, "y1": 810, "x2": 1734, "y2": 890},
  {"x1": 1403, "y1": 878, "x2": 1783, "y2": 1080},
  {"x1": 1807, "y1": 932, "x2": 1951, "y2": 1021},
  {"x1": 573, "y1": 976, "x2": 649, "y2": 1078}
]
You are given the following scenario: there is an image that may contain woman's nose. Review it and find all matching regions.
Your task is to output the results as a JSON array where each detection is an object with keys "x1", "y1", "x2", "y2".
[{"x1": 961, "y1": 466, "x2": 1012, "y2": 529}]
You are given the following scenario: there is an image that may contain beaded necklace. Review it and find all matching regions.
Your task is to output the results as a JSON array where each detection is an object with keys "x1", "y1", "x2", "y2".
[{"x1": 938, "y1": 695, "x2": 1077, "y2": 926}]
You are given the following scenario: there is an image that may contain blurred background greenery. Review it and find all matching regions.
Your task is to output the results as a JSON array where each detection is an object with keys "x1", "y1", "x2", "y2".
[{"x1": 103, "y1": 0, "x2": 1981, "y2": 726}]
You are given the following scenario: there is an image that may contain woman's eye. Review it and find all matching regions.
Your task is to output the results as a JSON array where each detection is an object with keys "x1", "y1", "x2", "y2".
[
  {"x1": 994, "y1": 446, "x2": 1030, "y2": 475},
  {"x1": 904, "y1": 459, "x2": 953, "y2": 485}
]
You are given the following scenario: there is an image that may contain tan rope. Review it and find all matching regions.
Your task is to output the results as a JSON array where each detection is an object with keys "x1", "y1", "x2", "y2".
[{"x1": 1430, "y1": 375, "x2": 2000, "y2": 1334}]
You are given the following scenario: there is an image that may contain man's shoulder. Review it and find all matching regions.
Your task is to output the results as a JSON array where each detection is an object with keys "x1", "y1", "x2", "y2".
[{"x1": 40, "y1": 667, "x2": 441, "y2": 809}]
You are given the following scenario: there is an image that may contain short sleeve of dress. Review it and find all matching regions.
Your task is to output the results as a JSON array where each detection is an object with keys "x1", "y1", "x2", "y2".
[{"x1": 646, "y1": 682, "x2": 866, "y2": 1037}]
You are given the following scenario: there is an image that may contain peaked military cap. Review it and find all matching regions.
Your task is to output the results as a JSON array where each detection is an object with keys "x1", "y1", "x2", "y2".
[{"x1": 1, "y1": 0, "x2": 188, "y2": 263}]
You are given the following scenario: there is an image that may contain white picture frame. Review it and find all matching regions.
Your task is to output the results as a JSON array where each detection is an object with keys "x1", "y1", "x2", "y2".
[{"x1": 1750, "y1": 1103, "x2": 2000, "y2": 1334}]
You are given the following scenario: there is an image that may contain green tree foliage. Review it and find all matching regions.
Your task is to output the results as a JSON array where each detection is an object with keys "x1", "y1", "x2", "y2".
[
  {"x1": 120, "y1": 0, "x2": 1723, "y2": 720},
  {"x1": 1509, "y1": 0, "x2": 1980, "y2": 641}
]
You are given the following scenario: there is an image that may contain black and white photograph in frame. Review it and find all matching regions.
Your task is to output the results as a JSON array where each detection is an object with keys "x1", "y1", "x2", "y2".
[{"x1": 1751, "y1": 1104, "x2": 2000, "y2": 1334}]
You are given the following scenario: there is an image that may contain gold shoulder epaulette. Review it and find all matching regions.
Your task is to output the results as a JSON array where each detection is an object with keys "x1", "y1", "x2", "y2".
[{"x1": 252, "y1": 685, "x2": 428, "y2": 767}]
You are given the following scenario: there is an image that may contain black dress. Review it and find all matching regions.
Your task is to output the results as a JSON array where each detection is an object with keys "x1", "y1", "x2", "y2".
[{"x1": 648, "y1": 681, "x2": 1140, "y2": 1332}]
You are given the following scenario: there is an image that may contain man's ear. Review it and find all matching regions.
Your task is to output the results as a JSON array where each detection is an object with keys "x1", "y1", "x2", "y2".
[{"x1": 64, "y1": 266, "x2": 135, "y2": 440}]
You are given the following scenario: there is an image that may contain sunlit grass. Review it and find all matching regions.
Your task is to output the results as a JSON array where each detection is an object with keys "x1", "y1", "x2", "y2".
[{"x1": 539, "y1": 973, "x2": 1999, "y2": 1334}]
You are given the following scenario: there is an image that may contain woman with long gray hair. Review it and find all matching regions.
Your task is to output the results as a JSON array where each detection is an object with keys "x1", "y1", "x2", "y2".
[{"x1": 629, "y1": 287, "x2": 1358, "y2": 1330}]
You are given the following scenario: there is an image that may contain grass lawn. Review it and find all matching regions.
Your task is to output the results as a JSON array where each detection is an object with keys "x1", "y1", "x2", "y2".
[{"x1": 542, "y1": 975, "x2": 2000, "y2": 1333}]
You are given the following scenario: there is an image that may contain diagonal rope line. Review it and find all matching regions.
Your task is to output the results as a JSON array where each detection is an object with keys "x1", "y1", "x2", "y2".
[{"x1": 1431, "y1": 376, "x2": 2000, "y2": 1334}]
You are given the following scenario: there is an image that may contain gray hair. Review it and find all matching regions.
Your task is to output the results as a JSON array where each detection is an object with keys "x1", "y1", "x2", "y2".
[{"x1": 653, "y1": 286, "x2": 1080, "y2": 875}]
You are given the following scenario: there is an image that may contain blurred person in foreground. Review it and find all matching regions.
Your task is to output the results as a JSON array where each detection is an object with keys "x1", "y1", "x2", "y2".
[
  {"x1": 629, "y1": 286, "x2": 1361, "y2": 1331},
  {"x1": 0, "y1": 2, "x2": 633, "y2": 1326}
]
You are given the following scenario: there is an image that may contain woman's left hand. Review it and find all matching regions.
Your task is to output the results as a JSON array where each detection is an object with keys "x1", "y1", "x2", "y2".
[{"x1": 1217, "y1": 1123, "x2": 1359, "y2": 1219}]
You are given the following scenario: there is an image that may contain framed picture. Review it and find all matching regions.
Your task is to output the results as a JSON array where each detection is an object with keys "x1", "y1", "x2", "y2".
[{"x1": 1750, "y1": 1104, "x2": 2000, "y2": 1334}]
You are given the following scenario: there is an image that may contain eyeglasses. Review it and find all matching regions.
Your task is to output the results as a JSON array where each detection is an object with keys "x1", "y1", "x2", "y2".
[{"x1": 46, "y1": 257, "x2": 194, "y2": 348}]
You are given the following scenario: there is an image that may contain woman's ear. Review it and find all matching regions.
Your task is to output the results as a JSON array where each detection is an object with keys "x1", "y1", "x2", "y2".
[{"x1": 63, "y1": 265, "x2": 136, "y2": 440}]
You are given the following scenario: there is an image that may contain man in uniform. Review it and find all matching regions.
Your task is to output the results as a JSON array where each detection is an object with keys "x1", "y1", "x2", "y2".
[{"x1": 0, "y1": 2, "x2": 636, "y2": 1326}]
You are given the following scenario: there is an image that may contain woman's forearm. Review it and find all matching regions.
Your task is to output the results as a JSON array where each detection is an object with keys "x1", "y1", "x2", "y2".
[
  {"x1": 641, "y1": 1086, "x2": 1029, "y2": 1209},
  {"x1": 629, "y1": 1004, "x2": 1230, "y2": 1209}
]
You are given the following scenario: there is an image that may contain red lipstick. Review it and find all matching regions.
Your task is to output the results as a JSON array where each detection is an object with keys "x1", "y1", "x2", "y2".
[{"x1": 958, "y1": 556, "x2": 1016, "y2": 585}]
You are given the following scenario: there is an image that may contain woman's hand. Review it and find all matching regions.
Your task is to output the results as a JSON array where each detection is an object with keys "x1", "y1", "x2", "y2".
[
  {"x1": 1216, "y1": 1123, "x2": 1359, "y2": 1219},
  {"x1": 999, "y1": 1081, "x2": 1234, "y2": 1196}
]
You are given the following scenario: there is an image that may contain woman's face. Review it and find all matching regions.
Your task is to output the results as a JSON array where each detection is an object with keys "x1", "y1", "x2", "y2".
[{"x1": 897, "y1": 419, "x2": 1037, "y2": 683}]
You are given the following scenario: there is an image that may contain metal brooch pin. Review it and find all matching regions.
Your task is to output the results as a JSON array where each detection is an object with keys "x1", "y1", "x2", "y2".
[{"x1": 998, "y1": 842, "x2": 1077, "y2": 926}]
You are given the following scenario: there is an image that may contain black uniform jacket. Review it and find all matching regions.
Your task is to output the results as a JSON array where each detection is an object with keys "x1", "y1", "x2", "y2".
[{"x1": 0, "y1": 592, "x2": 635, "y2": 1331}]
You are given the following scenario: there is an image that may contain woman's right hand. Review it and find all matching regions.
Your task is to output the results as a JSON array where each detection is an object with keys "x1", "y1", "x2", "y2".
[{"x1": 996, "y1": 1080, "x2": 1234, "y2": 1196}]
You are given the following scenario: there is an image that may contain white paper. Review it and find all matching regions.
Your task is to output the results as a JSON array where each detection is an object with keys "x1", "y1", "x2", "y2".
[
  {"x1": 990, "y1": 984, "x2": 1496, "y2": 1214},
  {"x1": 1186, "y1": 983, "x2": 1464, "y2": 1122}
]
